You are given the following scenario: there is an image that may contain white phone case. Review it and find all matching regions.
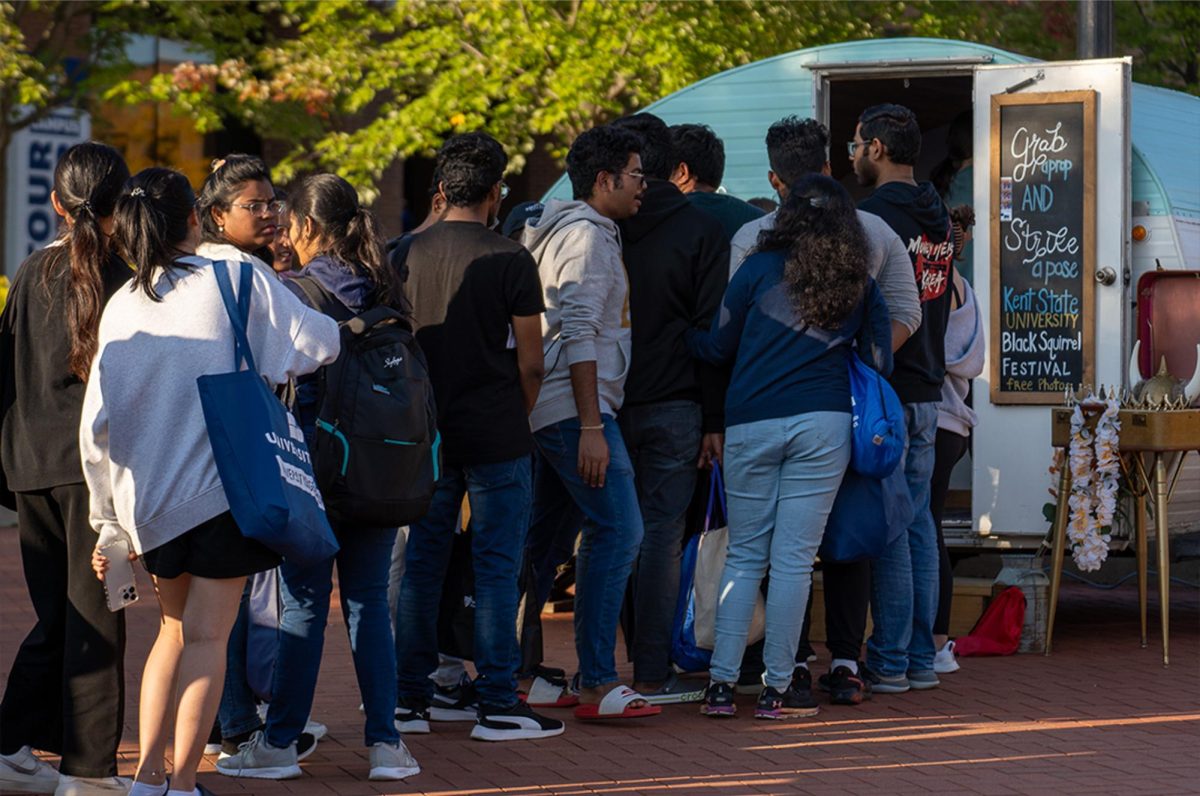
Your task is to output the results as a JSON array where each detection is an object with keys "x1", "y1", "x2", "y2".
[{"x1": 100, "y1": 539, "x2": 139, "y2": 612}]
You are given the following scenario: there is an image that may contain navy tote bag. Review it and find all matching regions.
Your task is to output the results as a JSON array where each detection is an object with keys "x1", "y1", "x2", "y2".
[{"x1": 197, "y1": 260, "x2": 339, "y2": 567}]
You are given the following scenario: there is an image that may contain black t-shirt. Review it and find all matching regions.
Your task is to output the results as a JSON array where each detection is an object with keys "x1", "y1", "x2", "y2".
[
  {"x1": 403, "y1": 221, "x2": 545, "y2": 466},
  {"x1": 0, "y1": 245, "x2": 132, "y2": 493},
  {"x1": 859, "y1": 181, "x2": 954, "y2": 404}
]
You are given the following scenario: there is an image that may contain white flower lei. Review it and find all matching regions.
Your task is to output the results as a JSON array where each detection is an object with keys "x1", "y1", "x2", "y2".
[{"x1": 1066, "y1": 398, "x2": 1121, "y2": 571}]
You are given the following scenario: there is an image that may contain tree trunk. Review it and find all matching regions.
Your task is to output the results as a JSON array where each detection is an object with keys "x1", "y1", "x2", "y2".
[{"x1": 0, "y1": 129, "x2": 9, "y2": 277}]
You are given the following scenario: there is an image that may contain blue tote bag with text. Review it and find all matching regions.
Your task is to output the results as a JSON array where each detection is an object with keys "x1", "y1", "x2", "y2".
[{"x1": 197, "y1": 260, "x2": 339, "y2": 567}]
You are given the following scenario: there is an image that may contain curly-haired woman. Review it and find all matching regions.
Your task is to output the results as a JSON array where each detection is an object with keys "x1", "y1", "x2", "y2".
[{"x1": 686, "y1": 174, "x2": 893, "y2": 721}]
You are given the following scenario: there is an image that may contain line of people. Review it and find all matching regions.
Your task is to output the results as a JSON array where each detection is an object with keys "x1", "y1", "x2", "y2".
[{"x1": 0, "y1": 100, "x2": 982, "y2": 796}]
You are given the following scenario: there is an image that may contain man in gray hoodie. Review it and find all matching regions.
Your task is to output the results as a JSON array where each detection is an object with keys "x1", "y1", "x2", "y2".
[{"x1": 522, "y1": 125, "x2": 659, "y2": 720}]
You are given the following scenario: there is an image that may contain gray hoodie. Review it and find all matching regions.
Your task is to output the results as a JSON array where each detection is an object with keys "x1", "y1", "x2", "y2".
[
  {"x1": 81, "y1": 255, "x2": 340, "y2": 554},
  {"x1": 937, "y1": 278, "x2": 984, "y2": 437},
  {"x1": 522, "y1": 199, "x2": 631, "y2": 432}
]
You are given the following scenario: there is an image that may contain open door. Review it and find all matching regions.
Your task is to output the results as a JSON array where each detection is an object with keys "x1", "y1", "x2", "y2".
[{"x1": 971, "y1": 58, "x2": 1132, "y2": 543}]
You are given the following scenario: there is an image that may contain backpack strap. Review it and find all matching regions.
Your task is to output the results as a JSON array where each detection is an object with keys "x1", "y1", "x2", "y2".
[{"x1": 292, "y1": 275, "x2": 355, "y2": 323}]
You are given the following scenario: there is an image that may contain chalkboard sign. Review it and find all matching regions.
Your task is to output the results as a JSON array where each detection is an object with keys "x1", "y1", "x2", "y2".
[{"x1": 990, "y1": 90, "x2": 1096, "y2": 405}]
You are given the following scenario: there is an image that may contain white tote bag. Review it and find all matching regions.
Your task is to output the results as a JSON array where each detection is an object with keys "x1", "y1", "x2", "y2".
[{"x1": 692, "y1": 465, "x2": 766, "y2": 650}]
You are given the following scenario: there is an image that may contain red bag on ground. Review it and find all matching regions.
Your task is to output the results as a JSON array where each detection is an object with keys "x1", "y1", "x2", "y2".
[{"x1": 955, "y1": 585, "x2": 1026, "y2": 656}]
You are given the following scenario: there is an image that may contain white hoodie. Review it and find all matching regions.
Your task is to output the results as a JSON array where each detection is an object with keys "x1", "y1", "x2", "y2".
[
  {"x1": 521, "y1": 199, "x2": 631, "y2": 432},
  {"x1": 937, "y1": 278, "x2": 984, "y2": 437}
]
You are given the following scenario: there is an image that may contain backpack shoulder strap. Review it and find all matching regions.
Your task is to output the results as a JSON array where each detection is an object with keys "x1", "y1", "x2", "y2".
[{"x1": 293, "y1": 275, "x2": 355, "y2": 323}]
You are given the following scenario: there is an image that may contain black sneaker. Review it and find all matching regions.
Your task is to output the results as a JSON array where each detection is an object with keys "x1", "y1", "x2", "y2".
[
  {"x1": 296, "y1": 732, "x2": 317, "y2": 761},
  {"x1": 701, "y1": 681, "x2": 737, "y2": 717},
  {"x1": 469, "y1": 701, "x2": 565, "y2": 742},
  {"x1": 818, "y1": 665, "x2": 871, "y2": 706},
  {"x1": 219, "y1": 724, "x2": 265, "y2": 759},
  {"x1": 735, "y1": 669, "x2": 764, "y2": 695},
  {"x1": 431, "y1": 674, "x2": 478, "y2": 722},
  {"x1": 394, "y1": 696, "x2": 431, "y2": 734},
  {"x1": 754, "y1": 683, "x2": 820, "y2": 720}
]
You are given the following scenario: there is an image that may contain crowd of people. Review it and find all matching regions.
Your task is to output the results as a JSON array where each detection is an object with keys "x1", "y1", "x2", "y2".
[{"x1": 0, "y1": 101, "x2": 984, "y2": 796}]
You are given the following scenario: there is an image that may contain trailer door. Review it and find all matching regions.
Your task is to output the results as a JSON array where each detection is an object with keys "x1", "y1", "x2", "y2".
[{"x1": 972, "y1": 58, "x2": 1132, "y2": 543}]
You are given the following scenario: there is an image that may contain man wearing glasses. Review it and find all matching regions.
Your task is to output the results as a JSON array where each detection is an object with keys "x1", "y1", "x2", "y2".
[
  {"x1": 396, "y1": 132, "x2": 563, "y2": 742},
  {"x1": 522, "y1": 125, "x2": 661, "y2": 721}
]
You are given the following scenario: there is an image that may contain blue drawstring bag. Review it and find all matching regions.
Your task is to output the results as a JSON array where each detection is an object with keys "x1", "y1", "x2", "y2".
[
  {"x1": 670, "y1": 467, "x2": 724, "y2": 673},
  {"x1": 197, "y1": 260, "x2": 339, "y2": 567},
  {"x1": 847, "y1": 349, "x2": 906, "y2": 478}
]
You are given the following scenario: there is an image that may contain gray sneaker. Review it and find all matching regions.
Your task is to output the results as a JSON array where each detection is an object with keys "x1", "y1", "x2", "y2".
[
  {"x1": 907, "y1": 669, "x2": 941, "y2": 690},
  {"x1": 0, "y1": 746, "x2": 58, "y2": 794},
  {"x1": 368, "y1": 741, "x2": 421, "y2": 781},
  {"x1": 215, "y1": 730, "x2": 301, "y2": 780},
  {"x1": 640, "y1": 672, "x2": 707, "y2": 705},
  {"x1": 862, "y1": 664, "x2": 911, "y2": 694}
]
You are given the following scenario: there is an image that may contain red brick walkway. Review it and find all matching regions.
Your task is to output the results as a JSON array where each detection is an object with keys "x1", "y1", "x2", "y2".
[{"x1": 2, "y1": 524, "x2": 1198, "y2": 795}]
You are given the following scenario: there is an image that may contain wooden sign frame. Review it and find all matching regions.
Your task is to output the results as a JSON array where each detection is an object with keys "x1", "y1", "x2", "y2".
[{"x1": 989, "y1": 89, "x2": 1096, "y2": 405}]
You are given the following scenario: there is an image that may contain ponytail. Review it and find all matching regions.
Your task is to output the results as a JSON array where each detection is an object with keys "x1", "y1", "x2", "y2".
[
  {"x1": 112, "y1": 169, "x2": 198, "y2": 302},
  {"x1": 290, "y1": 173, "x2": 402, "y2": 310},
  {"x1": 42, "y1": 141, "x2": 130, "y2": 380}
]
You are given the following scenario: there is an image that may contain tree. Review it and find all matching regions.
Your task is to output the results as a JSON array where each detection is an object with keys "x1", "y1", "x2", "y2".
[
  {"x1": 0, "y1": 0, "x2": 263, "y2": 264},
  {"x1": 109, "y1": 0, "x2": 1056, "y2": 200}
]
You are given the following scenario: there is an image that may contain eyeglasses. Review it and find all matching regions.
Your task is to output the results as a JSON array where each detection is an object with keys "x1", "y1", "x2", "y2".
[
  {"x1": 847, "y1": 140, "x2": 870, "y2": 157},
  {"x1": 499, "y1": 181, "x2": 510, "y2": 200},
  {"x1": 616, "y1": 170, "x2": 647, "y2": 184},
  {"x1": 231, "y1": 199, "x2": 286, "y2": 216}
]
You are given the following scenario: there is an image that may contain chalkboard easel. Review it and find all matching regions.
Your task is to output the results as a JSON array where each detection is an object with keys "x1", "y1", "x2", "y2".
[{"x1": 989, "y1": 90, "x2": 1096, "y2": 405}]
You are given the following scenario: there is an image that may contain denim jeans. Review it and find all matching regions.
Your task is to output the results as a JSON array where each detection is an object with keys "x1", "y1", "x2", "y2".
[
  {"x1": 218, "y1": 584, "x2": 262, "y2": 738},
  {"x1": 867, "y1": 401, "x2": 940, "y2": 677},
  {"x1": 265, "y1": 525, "x2": 398, "y2": 748},
  {"x1": 617, "y1": 400, "x2": 702, "y2": 684},
  {"x1": 529, "y1": 415, "x2": 644, "y2": 689},
  {"x1": 395, "y1": 457, "x2": 532, "y2": 709},
  {"x1": 708, "y1": 412, "x2": 851, "y2": 690}
]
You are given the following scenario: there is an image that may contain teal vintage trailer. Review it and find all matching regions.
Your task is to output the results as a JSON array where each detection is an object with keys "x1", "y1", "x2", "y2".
[{"x1": 545, "y1": 38, "x2": 1200, "y2": 546}]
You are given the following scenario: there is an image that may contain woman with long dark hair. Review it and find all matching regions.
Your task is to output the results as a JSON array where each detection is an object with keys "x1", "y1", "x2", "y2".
[
  {"x1": 0, "y1": 141, "x2": 132, "y2": 796},
  {"x1": 86, "y1": 167, "x2": 339, "y2": 796},
  {"x1": 216, "y1": 173, "x2": 419, "y2": 783},
  {"x1": 686, "y1": 175, "x2": 892, "y2": 721},
  {"x1": 195, "y1": 154, "x2": 284, "y2": 270}
]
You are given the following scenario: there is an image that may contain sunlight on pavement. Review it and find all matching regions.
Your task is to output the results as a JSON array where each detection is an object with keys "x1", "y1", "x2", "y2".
[{"x1": 743, "y1": 711, "x2": 1200, "y2": 751}]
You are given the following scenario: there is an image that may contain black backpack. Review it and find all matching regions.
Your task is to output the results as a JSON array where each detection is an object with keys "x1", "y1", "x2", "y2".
[{"x1": 293, "y1": 277, "x2": 439, "y2": 527}]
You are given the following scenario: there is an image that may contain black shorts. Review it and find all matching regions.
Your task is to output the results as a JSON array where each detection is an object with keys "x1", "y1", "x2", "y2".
[{"x1": 141, "y1": 511, "x2": 281, "y2": 580}]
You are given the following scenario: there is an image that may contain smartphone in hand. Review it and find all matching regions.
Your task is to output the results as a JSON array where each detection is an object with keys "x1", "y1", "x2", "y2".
[{"x1": 100, "y1": 538, "x2": 139, "y2": 612}]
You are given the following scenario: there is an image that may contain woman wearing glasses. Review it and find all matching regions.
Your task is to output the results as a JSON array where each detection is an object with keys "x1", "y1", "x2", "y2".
[
  {"x1": 194, "y1": 156, "x2": 318, "y2": 760},
  {"x1": 196, "y1": 155, "x2": 286, "y2": 272}
]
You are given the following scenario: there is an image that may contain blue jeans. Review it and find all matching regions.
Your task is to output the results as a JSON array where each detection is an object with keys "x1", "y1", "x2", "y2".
[
  {"x1": 617, "y1": 400, "x2": 702, "y2": 684},
  {"x1": 528, "y1": 415, "x2": 644, "y2": 689},
  {"x1": 218, "y1": 584, "x2": 262, "y2": 738},
  {"x1": 709, "y1": 412, "x2": 851, "y2": 690},
  {"x1": 265, "y1": 525, "x2": 399, "y2": 748},
  {"x1": 395, "y1": 457, "x2": 532, "y2": 709},
  {"x1": 867, "y1": 401, "x2": 940, "y2": 677}
]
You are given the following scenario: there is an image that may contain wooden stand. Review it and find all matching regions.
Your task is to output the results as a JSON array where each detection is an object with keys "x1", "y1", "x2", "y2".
[{"x1": 1045, "y1": 408, "x2": 1200, "y2": 666}]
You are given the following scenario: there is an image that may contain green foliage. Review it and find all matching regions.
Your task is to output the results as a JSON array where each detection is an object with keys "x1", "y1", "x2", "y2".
[{"x1": 8, "y1": 0, "x2": 1194, "y2": 203}]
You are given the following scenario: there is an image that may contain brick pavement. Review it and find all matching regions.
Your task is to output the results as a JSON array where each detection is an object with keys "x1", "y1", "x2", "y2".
[{"x1": 1, "y1": 524, "x2": 1197, "y2": 795}]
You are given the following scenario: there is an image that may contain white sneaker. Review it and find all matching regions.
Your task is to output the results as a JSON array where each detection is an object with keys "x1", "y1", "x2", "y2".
[
  {"x1": 368, "y1": 741, "x2": 420, "y2": 781},
  {"x1": 933, "y1": 640, "x2": 960, "y2": 674},
  {"x1": 303, "y1": 719, "x2": 327, "y2": 741},
  {"x1": 0, "y1": 747, "x2": 59, "y2": 794},
  {"x1": 214, "y1": 730, "x2": 301, "y2": 780},
  {"x1": 53, "y1": 775, "x2": 131, "y2": 795}
]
